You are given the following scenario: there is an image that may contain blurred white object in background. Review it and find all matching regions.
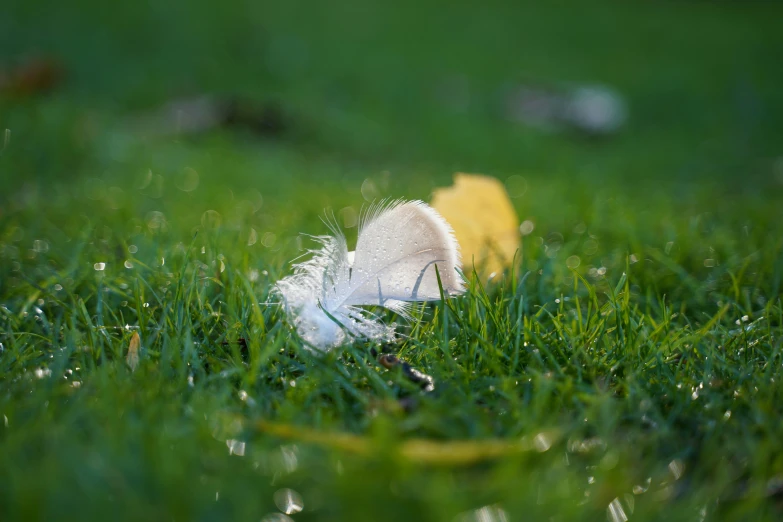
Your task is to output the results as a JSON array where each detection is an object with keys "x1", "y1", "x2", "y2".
[
  {"x1": 505, "y1": 82, "x2": 628, "y2": 135},
  {"x1": 565, "y1": 85, "x2": 628, "y2": 134}
]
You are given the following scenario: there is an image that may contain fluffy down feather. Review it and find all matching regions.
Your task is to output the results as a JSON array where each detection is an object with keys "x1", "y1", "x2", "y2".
[{"x1": 274, "y1": 200, "x2": 464, "y2": 351}]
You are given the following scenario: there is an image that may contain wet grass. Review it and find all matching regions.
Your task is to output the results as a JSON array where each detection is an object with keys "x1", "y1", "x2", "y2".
[{"x1": 2, "y1": 1, "x2": 783, "y2": 520}]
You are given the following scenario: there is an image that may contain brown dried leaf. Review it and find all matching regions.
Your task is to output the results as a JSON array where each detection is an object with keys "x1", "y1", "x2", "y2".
[
  {"x1": 0, "y1": 57, "x2": 64, "y2": 97},
  {"x1": 126, "y1": 331, "x2": 140, "y2": 372},
  {"x1": 431, "y1": 173, "x2": 520, "y2": 275}
]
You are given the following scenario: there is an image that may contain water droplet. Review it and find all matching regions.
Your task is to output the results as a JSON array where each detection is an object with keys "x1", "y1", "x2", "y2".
[
  {"x1": 505, "y1": 175, "x2": 528, "y2": 197},
  {"x1": 33, "y1": 240, "x2": 49, "y2": 253},
  {"x1": 633, "y1": 477, "x2": 651, "y2": 495},
  {"x1": 247, "y1": 228, "x2": 258, "y2": 246},
  {"x1": 146, "y1": 211, "x2": 167, "y2": 230},
  {"x1": 226, "y1": 439, "x2": 245, "y2": 456},
  {"x1": 361, "y1": 178, "x2": 381, "y2": 201},
  {"x1": 339, "y1": 206, "x2": 358, "y2": 228},
  {"x1": 262, "y1": 232, "x2": 277, "y2": 248},
  {"x1": 176, "y1": 167, "x2": 200, "y2": 192},
  {"x1": 669, "y1": 459, "x2": 684, "y2": 480},
  {"x1": 273, "y1": 489, "x2": 304, "y2": 515},
  {"x1": 533, "y1": 432, "x2": 552, "y2": 452},
  {"x1": 519, "y1": 220, "x2": 535, "y2": 235},
  {"x1": 201, "y1": 210, "x2": 222, "y2": 229},
  {"x1": 607, "y1": 498, "x2": 628, "y2": 522},
  {"x1": 34, "y1": 368, "x2": 51, "y2": 379}
]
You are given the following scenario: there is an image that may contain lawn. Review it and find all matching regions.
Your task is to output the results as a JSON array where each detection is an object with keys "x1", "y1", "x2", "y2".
[{"x1": 2, "y1": 1, "x2": 783, "y2": 520}]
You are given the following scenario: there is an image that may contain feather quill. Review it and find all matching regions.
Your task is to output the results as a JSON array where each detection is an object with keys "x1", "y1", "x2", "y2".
[{"x1": 275, "y1": 200, "x2": 465, "y2": 351}]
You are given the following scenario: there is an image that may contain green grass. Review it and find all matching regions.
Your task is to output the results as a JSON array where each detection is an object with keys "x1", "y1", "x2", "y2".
[{"x1": 2, "y1": 1, "x2": 783, "y2": 520}]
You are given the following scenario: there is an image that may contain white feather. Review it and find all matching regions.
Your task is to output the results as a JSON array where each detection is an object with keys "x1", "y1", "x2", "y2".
[{"x1": 274, "y1": 200, "x2": 465, "y2": 351}]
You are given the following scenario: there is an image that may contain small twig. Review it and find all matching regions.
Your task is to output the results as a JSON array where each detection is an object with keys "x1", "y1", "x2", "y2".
[
  {"x1": 377, "y1": 353, "x2": 435, "y2": 393},
  {"x1": 221, "y1": 337, "x2": 248, "y2": 350}
]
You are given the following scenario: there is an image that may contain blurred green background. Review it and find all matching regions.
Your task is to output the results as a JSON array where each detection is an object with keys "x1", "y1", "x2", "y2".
[
  {"x1": 3, "y1": 0, "x2": 782, "y2": 189},
  {"x1": 2, "y1": 1, "x2": 783, "y2": 521}
]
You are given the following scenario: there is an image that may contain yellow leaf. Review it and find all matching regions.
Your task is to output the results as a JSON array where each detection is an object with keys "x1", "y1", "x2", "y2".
[
  {"x1": 126, "y1": 331, "x2": 140, "y2": 372},
  {"x1": 254, "y1": 419, "x2": 560, "y2": 466},
  {"x1": 431, "y1": 173, "x2": 520, "y2": 276}
]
